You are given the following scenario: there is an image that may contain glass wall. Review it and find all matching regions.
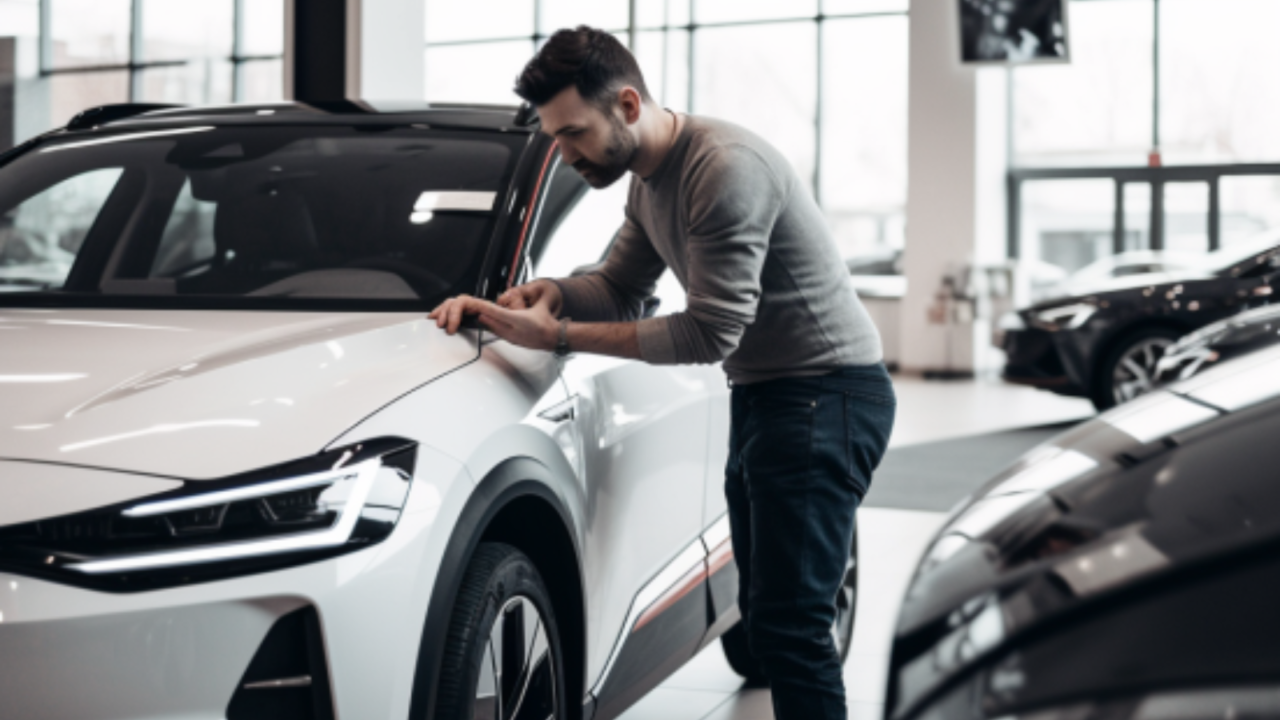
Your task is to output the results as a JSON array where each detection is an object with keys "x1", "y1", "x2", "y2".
[
  {"x1": 423, "y1": 0, "x2": 910, "y2": 273},
  {"x1": 1014, "y1": 0, "x2": 1154, "y2": 168},
  {"x1": 1011, "y1": 0, "x2": 1280, "y2": 280},
  {"x1": 3, "y1": 0, "x2": 284, "y2": 141}
]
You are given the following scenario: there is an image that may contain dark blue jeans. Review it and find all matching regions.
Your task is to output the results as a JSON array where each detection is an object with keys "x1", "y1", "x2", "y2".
[{"x1": 725, "y1": 364, "x2": 896, "y2": 720}]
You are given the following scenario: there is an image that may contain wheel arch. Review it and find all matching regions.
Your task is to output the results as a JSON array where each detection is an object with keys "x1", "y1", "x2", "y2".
[
  {"x1": 1086, "y1": 318, "x2": 1191, "y2": 407},
  {"x1": 1089, "y1": 318, "x2": 1191, "y2": 383},
  {"x1": 407, "y1": 457, "x2": 587, "y2": 720}
]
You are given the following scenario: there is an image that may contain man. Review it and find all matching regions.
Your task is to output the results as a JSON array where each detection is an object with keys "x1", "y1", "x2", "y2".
[{"x1": 429, "y1": 26, "x2": 895, "y2": 720}]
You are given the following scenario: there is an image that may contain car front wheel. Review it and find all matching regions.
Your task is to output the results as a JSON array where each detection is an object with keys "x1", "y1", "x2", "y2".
[
  {"x1": 720, "y1": 531, "x2": 858, "y2": 684},
  {"x1": 1092, "y1": 326, "x2": 1182, "y2": 411},
  {"x1": 434, "y1": 542, "x2": 565, "y2": 720}
]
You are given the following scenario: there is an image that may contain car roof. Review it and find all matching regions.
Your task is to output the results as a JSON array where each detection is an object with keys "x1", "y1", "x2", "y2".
[{"x1": 59, "y1": 101, "x2": 538, "y2": 134}]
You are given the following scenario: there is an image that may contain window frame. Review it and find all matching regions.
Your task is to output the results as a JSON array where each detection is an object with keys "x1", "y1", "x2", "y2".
[
  {"x1": 1008, "y1": 0, "x2": 1280, "y2": 264},
  {"x1": 424, "y1": 0, "x2": 912, "y2": 269},
  {"x1": 37, "y1": 0, "x2": 283, "y2": 107}
]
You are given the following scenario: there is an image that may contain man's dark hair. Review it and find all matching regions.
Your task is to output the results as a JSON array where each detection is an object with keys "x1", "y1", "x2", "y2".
[{"x1": 515, "y1": 26, "x2": 652, "y2": 108}]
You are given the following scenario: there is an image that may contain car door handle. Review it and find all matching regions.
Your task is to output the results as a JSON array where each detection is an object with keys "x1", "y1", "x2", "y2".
[{"x1": 538, "y1": 398, "x2": 577, "y2": 424}]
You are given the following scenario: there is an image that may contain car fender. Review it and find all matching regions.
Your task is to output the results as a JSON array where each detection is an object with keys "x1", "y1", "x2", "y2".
[
  {"x1": 406, "y1": 458, "x2": 586, "y2": 720},
  {"x1": 328, "y1": 346, "x2": 586, "y2": 720}
]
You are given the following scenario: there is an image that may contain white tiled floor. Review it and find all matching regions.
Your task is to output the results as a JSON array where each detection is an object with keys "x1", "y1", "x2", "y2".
[
  {"x1": 617, "y1": 377, "x2": 1094, "y2": 720},
  {"x1": 887, "y1": 374, "x2": 1094, "y2": 449}
]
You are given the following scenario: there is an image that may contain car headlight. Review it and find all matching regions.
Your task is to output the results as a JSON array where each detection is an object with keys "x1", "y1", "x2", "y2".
[
  {"x1": 0, "y1": 437, "x2": 415, "y2": 591},
  {"x1": 1031, "y1": 302, "x2": 1098, "y2": 331}
]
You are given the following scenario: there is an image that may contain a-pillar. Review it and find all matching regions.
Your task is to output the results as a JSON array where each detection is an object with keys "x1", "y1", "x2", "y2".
[
  {"x1": 900, "y1": 0, "x2": 1010, "y2": 376},
  {"x1": 284, "y1": 0, "x2": 424, "y2": 102}
]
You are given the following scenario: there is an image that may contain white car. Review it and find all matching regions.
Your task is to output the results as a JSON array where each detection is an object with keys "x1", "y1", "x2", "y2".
[{"x1": 0, "y1": 103, "x2": 860, "y2": 720}]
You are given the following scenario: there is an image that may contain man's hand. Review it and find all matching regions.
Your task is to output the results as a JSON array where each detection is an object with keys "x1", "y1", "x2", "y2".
[
  {"x1": 473, "y1": 302, "x2": 560, "y2": 351},
  {"x1": 428, "y1": 291, "x2": 559, "y2": 350},
  {"x1": 428, "y1": 294, "x2": 489, "y2": 335},
  {"x1": 497, "y1": 279, "x2": 563, "y2": 315}
]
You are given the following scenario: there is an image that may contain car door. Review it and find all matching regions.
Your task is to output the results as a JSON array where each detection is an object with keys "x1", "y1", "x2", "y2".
[{"x1": 524, "y1": 164, "x2": 725, "y2": 717}]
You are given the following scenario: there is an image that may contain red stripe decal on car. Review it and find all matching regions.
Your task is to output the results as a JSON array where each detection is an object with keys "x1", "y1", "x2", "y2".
[
  {"x1": 507, "y1": 143, "x2": 558, "y2": 289},
  {"x1": 633, "y1": 561, "x2": 707, "y2": 633}
]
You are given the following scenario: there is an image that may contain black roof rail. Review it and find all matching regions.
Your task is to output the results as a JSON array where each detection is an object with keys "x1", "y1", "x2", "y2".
[{"x1": 66, "y1": 103, "x2": 184, "y2": 131}]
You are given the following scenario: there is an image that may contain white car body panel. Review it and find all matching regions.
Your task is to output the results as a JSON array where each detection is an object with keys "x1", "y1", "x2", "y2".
[
  {"x1": 559, "y1": 353, "x2": 720, "y2": 685},
  {"x1": 0, "y1": 460, "x2": 180, "y2": 526},
  {"x1": 0, "y1": 309, "x2": 477, "y2": 478},
  {"x1": 335, "y1": 334, "x2": 724, "y2": 692}
]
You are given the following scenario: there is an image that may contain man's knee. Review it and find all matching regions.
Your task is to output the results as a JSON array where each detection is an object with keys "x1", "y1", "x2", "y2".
[{"x1": 743, "y1": 607, "x2": 832, "y2": 666}]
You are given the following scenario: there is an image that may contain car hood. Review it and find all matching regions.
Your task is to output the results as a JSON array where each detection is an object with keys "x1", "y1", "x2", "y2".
[
  {"x1": 1034, "y1": 268, "x2": 1216, "y2": 307},
  {"x1": 0, "y1": 308, "x2": 477, "y2": 479},
  {"x1": 888, "y1": 345, "x2": 1280, "y2": 718}
]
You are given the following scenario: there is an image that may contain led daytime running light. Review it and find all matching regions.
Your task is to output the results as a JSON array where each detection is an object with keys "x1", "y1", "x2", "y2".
[
  {"x1": 68, "y1": 459, "x2": 382, "y2": 575},
  {"x1": 1034, "y1": 302, "x2": 1098, "y2": 330},
  {"x1": 122, "y1": 467, "x2": 356, "y2": 518}
]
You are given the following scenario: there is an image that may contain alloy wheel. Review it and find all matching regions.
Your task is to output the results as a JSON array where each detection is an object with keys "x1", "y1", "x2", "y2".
[
  {"x1": 474, "y1": 595, "x2": 558, "y2": 720},
  {"x1": 1111, "y1": 336, "x2": 1175, "y2": 404}
]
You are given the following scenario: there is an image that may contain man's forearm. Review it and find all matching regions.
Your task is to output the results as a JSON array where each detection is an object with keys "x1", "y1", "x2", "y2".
[{"x1": 564, "y1": 321, "x2": 642, "y2": 360}]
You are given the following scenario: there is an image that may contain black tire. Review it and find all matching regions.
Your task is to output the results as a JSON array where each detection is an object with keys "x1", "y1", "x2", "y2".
[
  {"x1": 720, "y1": 531, "x2": 859, "y2": 685},
  {"x1": 434, "y1": 542, "x2": 567, "y2": 720},
  {"x1": 1091, "y1": 326, "x2": 1183, "y2": 411}
]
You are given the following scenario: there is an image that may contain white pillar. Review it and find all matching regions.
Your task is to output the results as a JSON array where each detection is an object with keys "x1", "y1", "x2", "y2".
[
  {"x1": 347, "y1": 0, "x2": 424, "y2": 102},
  {"x1": 901, "y1": 0, "x2": 1008, "y2": 376}
]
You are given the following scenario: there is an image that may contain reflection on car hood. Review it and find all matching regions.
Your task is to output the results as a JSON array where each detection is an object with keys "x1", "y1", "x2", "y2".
[
  {"x1": 0, "y1": 309, "x2": 477, "y2": 479},
  {"x1": 1039, "y1": 268, "x2": 1215, "y2": 304}
]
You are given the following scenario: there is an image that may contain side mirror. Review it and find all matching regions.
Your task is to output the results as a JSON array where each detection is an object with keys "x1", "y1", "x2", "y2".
[{"x1": 642, "y1": 296, "x2": 661, "y2": 319}]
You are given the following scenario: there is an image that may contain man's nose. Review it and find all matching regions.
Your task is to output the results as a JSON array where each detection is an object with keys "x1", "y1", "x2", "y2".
[{"x1": 557, "y1": 144, "x2": 578, "y2": 166}]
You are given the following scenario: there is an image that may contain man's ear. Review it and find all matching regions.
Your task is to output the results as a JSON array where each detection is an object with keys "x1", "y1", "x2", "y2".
[{"x1": 617, "y1": 86, "x2": 643, "y2": 125}]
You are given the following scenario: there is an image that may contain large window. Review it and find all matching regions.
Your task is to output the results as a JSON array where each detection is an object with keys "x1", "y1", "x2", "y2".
[
  {"x1": 31, "y1": 0, "x2": 284, "y2": 131},
  {"x1": 1010, "y1": 0, "x2": 1280, "y2": 281},
  {"x1": 423, "y1": 0, "x2": 910, "y2": 275}
]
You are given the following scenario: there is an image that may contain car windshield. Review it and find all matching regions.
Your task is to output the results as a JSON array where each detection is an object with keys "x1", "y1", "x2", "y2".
[{"x1": 0, "y1": 125, "x2": 520, "y2": 309}]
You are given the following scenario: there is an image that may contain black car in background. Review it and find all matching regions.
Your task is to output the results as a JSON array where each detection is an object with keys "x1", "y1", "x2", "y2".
[
  {"x1": 1154, "y1": 303, "x2": 1280, "y2": 386},
  {"x1": 885, "y1": 344, "x2": 1280, "y2": 720},
  {"x1": 1000, "y1": 235, "x2": 1280, "y2": 410}
]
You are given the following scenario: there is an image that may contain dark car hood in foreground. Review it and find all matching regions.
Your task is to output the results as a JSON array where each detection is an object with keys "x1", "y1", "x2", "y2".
[{"x1": 888, "y1": 345, "x2": 1280, "y2": 719}]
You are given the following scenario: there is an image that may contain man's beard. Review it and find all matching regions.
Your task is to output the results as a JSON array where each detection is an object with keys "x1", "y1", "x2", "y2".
[{"x1": 573, "y1": 114, "x2": 638, "y2": 189}]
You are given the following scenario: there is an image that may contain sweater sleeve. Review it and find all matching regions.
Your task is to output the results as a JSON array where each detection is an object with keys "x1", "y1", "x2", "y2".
[
  {"x1": 634, "y1": 144, "x2": 783, "y2": 365},
  {"x1": 551, "y1": 211, "x2": 668, "y2": 323}
]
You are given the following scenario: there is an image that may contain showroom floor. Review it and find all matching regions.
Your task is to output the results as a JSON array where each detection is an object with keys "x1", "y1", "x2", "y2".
[{"x1": 617, "y1": 375, "x2": 1095, "y2": 720}]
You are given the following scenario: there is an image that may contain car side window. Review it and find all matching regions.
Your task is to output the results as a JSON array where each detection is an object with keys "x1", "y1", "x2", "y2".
[
  {"x1": 528, "y1": 164, "x2": 685, "y2": 316},
  {"x1": 0, "y1": 167, "x2": 123, "y2": 291},
  {"x1": 532, "y1": 166, "x2": 627, "y2": 280}
]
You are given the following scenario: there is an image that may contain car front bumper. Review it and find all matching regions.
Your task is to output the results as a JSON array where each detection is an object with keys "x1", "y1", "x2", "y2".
[
  {"x1": 0, "y1": 576, "x2": 305, "y2": 719},
  {"x1": 1000, "y1": 327, "x2": 1083, "y2": 396},
  {"x1": 0, "y1": 447, "x2": 470, "y2": 720}
]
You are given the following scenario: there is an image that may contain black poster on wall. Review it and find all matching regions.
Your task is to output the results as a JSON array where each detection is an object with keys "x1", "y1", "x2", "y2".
[{"x1": 959, "y1": 0, "x2": 1070, "y2": 65}]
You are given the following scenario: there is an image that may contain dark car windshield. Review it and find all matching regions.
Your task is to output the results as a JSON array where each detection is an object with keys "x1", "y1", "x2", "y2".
[{"x1": 0, "y1": 125, "x2": 521, "y2": 309}]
